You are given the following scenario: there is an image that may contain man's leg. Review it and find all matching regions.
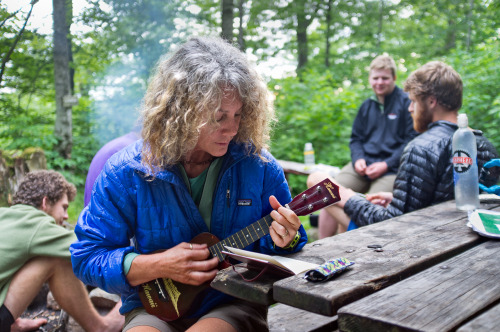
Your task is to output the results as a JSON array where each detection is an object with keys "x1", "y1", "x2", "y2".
[
  {"x1": 4, "y1": 256, "x2": 123, "y2": 332},
  {"x1": 307, "y1": 172, "x2": 352, "y2": 239},
  {"x1": 317, "y1": 209, "x2": 338, "y2": 238},
  {"x1": 368, "y1": 174, "x2": 397, "y2": 194},
  {"x1": 318, "y1": 205, "x2": 350, "y2": 238},
  {"x1": 334, "y1": 162, "x2": 370, "y2": 194}
]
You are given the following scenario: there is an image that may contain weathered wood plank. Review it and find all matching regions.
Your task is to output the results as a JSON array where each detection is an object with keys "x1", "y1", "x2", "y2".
[
  {"x1": 272, "y1": 201, "x2": 499, "y2": 316},
  {"x1": 211, "y1": 200, "x2": 500, "y2": 318},
  {"x1": 277, "y1": 159, "x2": 311, "y2": 176},
  {"x1": 211, "y1": 264, "x2": 279, "y2": 305},
  {"x1": 457, "y1": 302, "x2": 500, "y2": 332},
  {"x1": 268, "y1": 304, "x2": 338, "y2": 332},
  {"x1": 337, "y1": 240, "x2": 500, "y2": 332}
]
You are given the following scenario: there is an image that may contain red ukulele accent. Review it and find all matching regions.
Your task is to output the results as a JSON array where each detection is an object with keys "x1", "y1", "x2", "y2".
[{"x1": 138, "y1": 178, "x2": 340, "y2": 321}]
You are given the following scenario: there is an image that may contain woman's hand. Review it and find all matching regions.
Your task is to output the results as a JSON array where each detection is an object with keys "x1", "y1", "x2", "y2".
[
  {"x1": 127, "y1": 242, "x2": 219, "y2": 286},
  {"x1": 268, "y1": 195, "x2": 301, "y2": 248}
]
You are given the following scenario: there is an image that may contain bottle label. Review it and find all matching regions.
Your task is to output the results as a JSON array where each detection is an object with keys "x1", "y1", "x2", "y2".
[
  {"x1": 452, "y1": 149, "x2": 473, "y2": 173},
  {"x1": 304, "y1": 151, "x2": 314, "y2": 155}
]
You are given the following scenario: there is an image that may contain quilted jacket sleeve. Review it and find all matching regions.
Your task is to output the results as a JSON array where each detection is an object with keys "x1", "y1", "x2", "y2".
[
  {"x1": 345, "y1": 140, "x2": 445, "y2": 227},
  {"x1": 71, "y1": 161, "x2": 137, "y2": 296}
]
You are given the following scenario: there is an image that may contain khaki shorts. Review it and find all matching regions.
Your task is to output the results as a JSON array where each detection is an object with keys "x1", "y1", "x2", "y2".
[
  {"x1": 336, "y1": 162, "x2": 396, "y2": 194},
  {"x1": 123, "y1": 299, "x2": 268, "y2": 332}
]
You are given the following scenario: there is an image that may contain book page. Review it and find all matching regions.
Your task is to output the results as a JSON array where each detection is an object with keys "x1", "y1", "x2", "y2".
[{"x1": 224, "y1": 246, "x2": 318, "y2": 275}]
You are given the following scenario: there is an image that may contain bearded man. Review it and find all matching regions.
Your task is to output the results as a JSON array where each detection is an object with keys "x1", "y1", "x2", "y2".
[{"x1": 307, "y1": 61, "x2": 498, "y2": 230}]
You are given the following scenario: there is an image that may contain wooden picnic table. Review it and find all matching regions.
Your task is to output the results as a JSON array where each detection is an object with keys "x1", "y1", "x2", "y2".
[
  {"x1": 211, "y1": 198, "x2": 500, "y2": 332},
  {"x1": 277, "y1": 159, "x2": 314, "y2": 176},
  {"x1": 276, "y1": 159, "x2": 340, "y2": 184}
]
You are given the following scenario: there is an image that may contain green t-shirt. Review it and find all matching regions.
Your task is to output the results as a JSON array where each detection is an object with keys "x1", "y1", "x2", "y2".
[
  {"x1": 0, "y1": 204, "x2": 76, "y2": 304},
  {"x1": 178, "y1": 157, "x2": 224, "y2": 230}
]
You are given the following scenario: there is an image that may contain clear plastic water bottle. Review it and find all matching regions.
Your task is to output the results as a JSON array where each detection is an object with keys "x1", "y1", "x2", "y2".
[
  {"x1": 304, "y1": 142, "x2": 315, "y2": 166},
  {"x1": 452, "y1": 113, "x2": 479, "y2": 211}
]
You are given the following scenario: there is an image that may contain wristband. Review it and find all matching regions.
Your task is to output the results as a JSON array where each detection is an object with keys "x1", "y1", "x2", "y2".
[{"x1": 284, "y1": 231, "x2": 301, "y2": 249}]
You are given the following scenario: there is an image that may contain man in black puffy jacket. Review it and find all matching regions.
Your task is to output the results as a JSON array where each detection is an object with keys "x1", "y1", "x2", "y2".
[{"x1": 308, "y1": 61, "x2": 498, "y2": 233}]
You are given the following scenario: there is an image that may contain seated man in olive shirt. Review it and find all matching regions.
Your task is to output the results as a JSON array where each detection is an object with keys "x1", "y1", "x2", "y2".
[{"x1": 0, "y1": 170, "x2": 123, "y2": 332}]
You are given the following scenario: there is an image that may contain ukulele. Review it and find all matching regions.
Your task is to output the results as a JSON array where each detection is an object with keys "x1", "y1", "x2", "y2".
[{"x1": 138, "y1": 178, "x2": 340, "y2": 321}]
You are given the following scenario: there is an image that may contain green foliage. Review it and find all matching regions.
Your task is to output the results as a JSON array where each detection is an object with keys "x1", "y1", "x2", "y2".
[
  {"x1": 1, "y1": 0, "x2": 499, "y2": 206},
  {"x1": 270, "y1": 68, "x2": 363, "y2": 195},
  {"x1": 445, "y1": 38, "x2": 500, "y2": 153},
  {"x1": 67, "y1": 185, "x2": 84, "y2": 224}
]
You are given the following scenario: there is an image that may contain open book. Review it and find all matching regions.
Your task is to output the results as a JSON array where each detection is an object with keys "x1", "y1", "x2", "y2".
[{"x1": 222, "y1": 246, "x2": 319, "y2": 277}]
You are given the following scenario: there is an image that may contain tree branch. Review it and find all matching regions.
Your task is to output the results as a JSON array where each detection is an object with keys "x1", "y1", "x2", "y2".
[
  {"x1": 0, "y1": 0, "x2": 39, "y2": 87},
  {"x1": 0, "y1": 10, "x2": 20, "y2": 29}
]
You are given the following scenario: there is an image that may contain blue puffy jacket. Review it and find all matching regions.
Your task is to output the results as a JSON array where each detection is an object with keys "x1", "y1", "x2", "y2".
[{"x1": 71, "y1": 140, "x2": 307, "y2": 317}]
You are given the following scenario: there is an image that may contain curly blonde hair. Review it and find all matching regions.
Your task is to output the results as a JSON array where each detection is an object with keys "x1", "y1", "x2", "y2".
[
  {"x1": 12, "y1": 170, "x2": 76, "y2": 208},
  {"x1": 140, "y1": 36, "x2": 275, "y2": 174}
]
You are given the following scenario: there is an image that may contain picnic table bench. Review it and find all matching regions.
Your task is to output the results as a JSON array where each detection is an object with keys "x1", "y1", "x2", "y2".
[{"x1": 211, "y1": 198, "x2": 500, "y2": 331}]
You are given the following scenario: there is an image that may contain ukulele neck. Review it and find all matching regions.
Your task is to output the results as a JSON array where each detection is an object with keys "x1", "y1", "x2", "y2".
[{"x1": 208, "y1": 214, "x2": 273, "y2": 262}]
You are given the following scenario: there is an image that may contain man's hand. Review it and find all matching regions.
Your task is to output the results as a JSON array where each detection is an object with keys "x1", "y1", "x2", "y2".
[
  {"x1": 268, "y1": 195, "x2": 301, "y2": 248},
  {"x1": 366, "y1": 192, "x2": 393, "y2": 207},
  {"x1": 365, "y1": 161, "x2": 388, "y2": 180},
  {"x1": 354, "y1": 159, "x2": 367, "y2": 176},
  {"x1": 11, "y1": 318, "x2": 47, "y2": 332}
]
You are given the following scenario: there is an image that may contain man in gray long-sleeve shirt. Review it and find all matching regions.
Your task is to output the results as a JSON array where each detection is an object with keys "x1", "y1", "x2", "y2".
[{"x1": 308, "y1": 61, "x2": 498, "y2": 236}]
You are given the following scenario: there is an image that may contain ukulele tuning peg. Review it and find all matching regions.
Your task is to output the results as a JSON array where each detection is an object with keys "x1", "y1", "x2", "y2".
[
  {"x1": 308, "y1": 204, "x2": 313, "y2": 211},
  {"x1": 323, "y1": 197, "x2": 329, "y2": 203},
  {"x1": 302, "y1": 194, "x2": 307, "y2": 200},
  {"x1": 316, "y1": 186, "x2": 322, "y2": 192}
]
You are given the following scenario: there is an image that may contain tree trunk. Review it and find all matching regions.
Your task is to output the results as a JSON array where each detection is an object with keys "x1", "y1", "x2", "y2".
[
  {"x1": 296, "y1": 1, "x2": 308, "y2": 72},
  {"x1": 444, "y1": 17, "x2": 456, "y2": 52},
  {"x1": 325, "y1": 0, "x2": 332, "y2": 67},
  {"x1": 466, "y1": 0, "x2": 474, "y2": 51},
  {"x1": 221, "y1": 0, "x2": 234, "y2": 43},
  {"x1": 237, "y1": 0, "x2": 246, "y2": 51},
  {"x1": 53, "y1": 0, "x2": 73, "y2": 159},
  {"x1": 376, "y1": 0, "x2": 384, "y2": 51}
]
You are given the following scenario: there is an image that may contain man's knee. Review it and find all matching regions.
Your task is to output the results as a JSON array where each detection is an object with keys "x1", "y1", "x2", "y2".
[
  {"x1": 334, "y1": 163, "x2": 369, "y2": 193},
  {"x1": 23, "y1": 256, "x2": 69, "y2": 271},
  {"x1": 14, "y1": 257, "x2": 71, "y2": 284},
  {"x1": 307, "y1": 171, "x2": 331, "y2": 188}
]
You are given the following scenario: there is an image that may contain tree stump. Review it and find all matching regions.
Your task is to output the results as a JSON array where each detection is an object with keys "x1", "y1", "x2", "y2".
[{"x1": 0, "y1": 148, "x2": 47, "y2": 207}]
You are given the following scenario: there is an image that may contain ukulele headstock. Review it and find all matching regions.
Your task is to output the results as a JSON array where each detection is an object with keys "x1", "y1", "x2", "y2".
[{"x1": 287, "y1": 178, "x2": 340, "y2": 216}]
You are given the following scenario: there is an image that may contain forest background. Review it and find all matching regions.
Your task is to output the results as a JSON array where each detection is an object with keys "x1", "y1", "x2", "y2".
[{"x1": 1, "y1": 0, "x2": 499, "y2": 222}]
